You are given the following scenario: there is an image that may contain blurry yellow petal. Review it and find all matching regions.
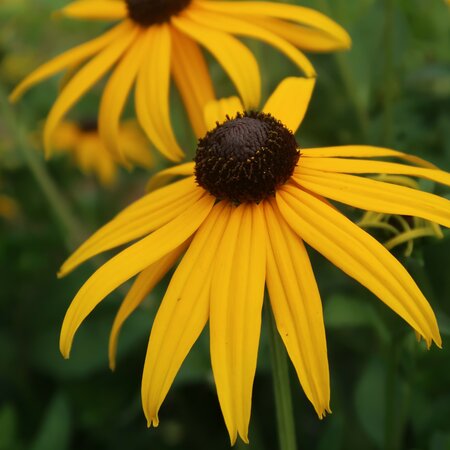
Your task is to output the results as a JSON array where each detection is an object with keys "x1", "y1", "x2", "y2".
[
  {"x1": 9, "y1": 22, "x2": 128, "y2": 102},
  {"x1": 172, "y1": 15, "x2": 260, "y2": 109},
  {"x1": 146, "y1": 163, "x2": 195, "y2": 191},
  {"x1": 171, "y1": 27, "x2": 215, "y2": 138},
  {"x1": 59, "y1": 177, "x2": 201, "y2": 276},
  {"x1": 277, "y1": 186, "x2": 441, "y2": 347},
  {"x1": 109, "y1": 241, "x2": 189, "y2": 370},
  {"x1": 263, "y1": 77, "x2": 315, "y2": 133},
  {"x1": 119, "y1": 122, "x2": 153, "y2": 168},
  {"x1": 295, "y1": 169, "x2": 450, "y2": 228},
  {"x1": 203, "y1": 97, "x2": 244, "y2": 131},
  {"x1": 60, "y1": 193, "x2": 215, "y2": 359},
  {"x1": 57, "y1": 1, "x2": 127, "y2": 20},
  {"x1": 210, "y1": 204, "x2": 266, "y2": 444},
  {"x1": 299, "y1": 157, "x2": 450, "y2": 187},
  {"x1": 384, "y1": 228, "x2": 440, "y2": 254},
  {"x1": 301, "y1": 146, "x2": 438, "y2": 169},
  {"x1": 142, "y1": 202, "x2": 230, "y2": 428},
  {"x1": 96, "y1": 151, "x2": 117, "y2": 187},
  {"x1": 99, "y1": 29, "x2": 146, "y2": 162},
  {"x1": 43, "y1": 22, "x2": 138, "y2": 157},
  {"x1": 201, "y1": 1, "x2": 351, "y2": 49},
  {"x1": 135, "y1": 26, "x2": 184, "y2": 161},
  {"x1": 264, "y1": 199, "x2": 330, "y2": 417},
  {"x1": 51, "y1": 121, "x2": 80, "y2": 151},
  {"x1": 186, "y1": 7, "x2": 315, "y2": 77}
]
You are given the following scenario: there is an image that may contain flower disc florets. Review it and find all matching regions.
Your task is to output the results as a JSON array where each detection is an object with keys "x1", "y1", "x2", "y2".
[
  {"x1": 126, "y1": 0, "x2": 191, "y2": 27},
  {"x1": 195, "y1": 112, "x2": 300, "y2": 204}
]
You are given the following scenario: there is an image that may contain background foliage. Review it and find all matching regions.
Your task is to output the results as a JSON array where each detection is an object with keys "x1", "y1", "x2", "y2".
[{"x1": 1, "y1": 0, "x2": 450, "y2": 449}]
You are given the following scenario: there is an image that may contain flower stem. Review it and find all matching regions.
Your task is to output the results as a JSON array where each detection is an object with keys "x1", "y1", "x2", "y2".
[
  {"x1": 0, "y1": 85, "x2": 84, "y2": 249},
  {"x1": 266, "y1": 302, "x2": 298, "y2": 450}
]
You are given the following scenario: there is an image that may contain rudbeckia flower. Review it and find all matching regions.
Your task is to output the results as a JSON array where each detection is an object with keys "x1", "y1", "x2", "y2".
[
  {"x1": 52, "y1": 119, "x2": 152, "y2": 186},
  {"x1": 58, "y1": 77, "x2": 450, "y2": 444},
  {"x1": 10, "y1": 0, "x2": 350, "y2": 163}
]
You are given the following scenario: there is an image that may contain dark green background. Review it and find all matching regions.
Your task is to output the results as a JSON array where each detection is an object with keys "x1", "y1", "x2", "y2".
[{"x1": 1, "y1": 0, "x2": 450, "y2": 449}]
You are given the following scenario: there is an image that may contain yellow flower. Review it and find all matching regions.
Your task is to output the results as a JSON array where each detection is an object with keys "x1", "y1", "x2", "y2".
[
  {"x1": 52, "y1": 120, "x2": 153, "y2": 186},
  {"x1": 58, "y1": 78, "x2": 450, "y2": 444},
  {"x1": 0, "y1": 194, "x2": 18, "y2": 220},
  {"x1": 10, "y1": 0, "x2": 350, "y2": 163}
]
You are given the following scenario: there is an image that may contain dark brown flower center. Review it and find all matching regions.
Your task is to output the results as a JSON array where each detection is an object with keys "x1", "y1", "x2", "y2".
[
  {"x1": 125, "y1": 0, "x2": 191, "y2": 27},
  {"x1": 195, "y1": 112, "x2": 300, "y2": 204}
]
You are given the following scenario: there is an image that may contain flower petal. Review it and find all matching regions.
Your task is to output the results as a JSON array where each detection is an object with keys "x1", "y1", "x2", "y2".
[
  {"x1": 43, "y1": 21, "x2": 138, "y2": 156},
  {"x1": 263, "y1": 77, "x2": 315, "y2": 134},
  {"x1": 203, "y1": 97, "x2": 244, "y2": 131},
  {"x1": 277, "y1": 186, "x2": 441, "y2": 347},
  {"x1": 109, "y1": 241, "x2": 189, "y2": 370},
  {"x1": 171, "y1": 27, "x2": 215, "y2": 138},
  {"x1": 59, "y1": 177, "x2": 201, "y2": 276},
  {"x1": 294, "y1": 169, "x2": 450, "y2": 228},
  {"x1": 60, "y1": 193, "x2": 215, "y2": 359},
  {"x1": 146, "y1": 162, "x2": 195, "y2": 192},
  {"x1": 172, "y1": 14, "x2": 260, "y2": 109},
  {"x1": 210, "y1": 204, "x2": 266, "y2": 444},
  {"x1": 57, "y1": 1, "x2": 127, "y2": 20},
  {"x1": 9, "y1": 22, "x2": 128, "y2": 102},
  {"x1": 264, "y1": 199, "x2": 330, "y2": 417},
  {"x1": 141, "y1": 202, "x2": 230, "y2": 428}
]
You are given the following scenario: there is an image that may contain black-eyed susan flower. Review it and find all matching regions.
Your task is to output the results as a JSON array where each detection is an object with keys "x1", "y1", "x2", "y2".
[
  {"x1": 52, "y1": 119, "x2": 152, "y2": 186},
  {"x1": 10, "y1": 0, "x2": 350, "y2": 163},
  {"x1": 58, "y1": 77, "x2": 450, "y2": 444}
]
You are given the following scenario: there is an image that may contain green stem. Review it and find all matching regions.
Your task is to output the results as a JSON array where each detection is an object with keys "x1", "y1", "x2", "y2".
[
  {"x1": 266, "y1": 303, "x2": 298, "y2": 450},
  {"x1": 0, "y1": 84, "x2": 84, "y2": 249}
]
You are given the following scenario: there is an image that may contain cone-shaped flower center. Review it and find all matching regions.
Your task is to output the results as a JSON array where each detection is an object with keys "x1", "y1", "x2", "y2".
[
  {"x1": 125, "y1": 0, "x2": 191, "y2": 26},
  {"x1": 79, "y1": 119, "x2": 98, "y2": 133},
  {"x1": 195, "y1": 112, "x2": 300, "y2": 204}
]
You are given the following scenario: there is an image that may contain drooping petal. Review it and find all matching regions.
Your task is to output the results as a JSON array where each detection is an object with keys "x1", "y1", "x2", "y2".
[
  {"x1": 9, "y1": 22, "x2": 129, "y2": 102},
  {"x1": 43, "y1": 21, "x2": 138, "y2": 156},
  {"x1": 200, "y1": 1, "x2": 351, "y2": 49},
  {"x1": 57, "y1": 1, "x2": 128, "y2": 20},
  {"x1": 186, "y1": 7, "x2": 315, "y2": 77},
  {"x1": 135, "y1": 26, "x2": 184, "y2": 161},
  {"x1": 172, "y1": 15, "x2": 260, "y2": 109},
  {"x1": 264, "y1": 199, "x2": 330, "y2": 417},
  {"x1": 109, "y1": 241, "x2": 189, "y2": 370},
  {"x1": 299, "y1": 157, "x2": 450, "y2": 187},
  {"x1": 98, "y1": 29, "x2": 146, "y2": 162},
  {"x1": 203, "y1": 97, "x2": 244, "y2": 131},
  {"x1": 59, "y1": 177, "x2": 201, "y2": 276},
  {"x1": 171, "y1": 27, "x2": 215, "y2": 138},
  {"x1": 277, "y1": 186, "x2": 441, "y2": 347},
  {"x1": 262, "y1": 77, "x2": 315, "y2": 134},
  {"x1": 146, "y1": 163, "x2": 195, "y2": 192},
  {"x1": 210, "y1": 204, "x2": 266, "y2": 444},
  {"x1": 60, "y1": 193, "x2": 215, "y2": 359},
  {"x1": 294, "y1": 168, "x2": 450, "y2": 228},
  {"x1": 141, "y1": 202, "x2": 231, "y2": 428}
]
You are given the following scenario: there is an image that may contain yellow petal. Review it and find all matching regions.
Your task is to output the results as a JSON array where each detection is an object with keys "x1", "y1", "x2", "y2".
[
  {"x1": 294, "y1": 168, "x2": 450, "y2": 228},
  {"x1": 299, "y1": 157, "x2": 450, "y2": 187},
  {"x1": 186, "y1": 7, "x2": 315, "y2": 77},
  {"x1": 59, "y1": 177, "x2": 201, "y2": 276},
  {"x1": 264, "y1": 199, "x2": 330, "y2": 417},
  {"x1": 277, "y1": 186, "x2": 441, "y2": 347},
  {"x1": 9, "y1": 22, "x2": 128, "y2": 102},
  {"x1": 141, "y1": 202, "x2": 230, "y2": 428},
  {"x1": 172, "y1": 14, "x2": 260, "y2": 109},
  {"x1": 57, "y1": 1, "x2": 127, "y2": 20},
  {"x1": 210, "y1": 203, "x2": 266, "y2": 444},
  {"x1": 60, "y1": 193, "x2": 215, "y2": 359},
  {"x1": 43, "y1": 21, "x2": 138, "y2": 157},
  {"x1": 146, "y1": 162, "x2": 195, "y2": 192},
  {"x1": 203, "y1": 97, "x2": 244, "y2": 131},
  {"x1": 200, "y1": 1, "x2": 351, "y2": 49},
  {"x1": 263, "y1": 77, "x2": 315, "y2": 133},
  {"x1": 109, "y1": 241, "x2": 189, "y2": 370},
  {"x1": 98, "y1": 29, "x2": 146, "y2": 163},
  {"x1": 135, "y1": 26, "x2": 184, "y2": 161},
  {"x1": 171, "y1": 27, "x2": 215, "y2": 138}
]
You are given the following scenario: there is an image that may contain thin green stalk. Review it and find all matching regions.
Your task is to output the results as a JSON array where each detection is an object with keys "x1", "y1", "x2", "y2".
[
  {"x1": 0, "y1": 84, "x2": 84, "y2": 249},
  {"x1": 266, "y1": 302, "x2": 298, "y2": 450}
]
